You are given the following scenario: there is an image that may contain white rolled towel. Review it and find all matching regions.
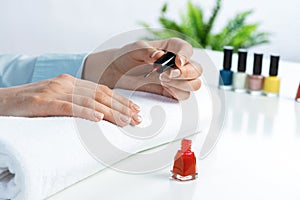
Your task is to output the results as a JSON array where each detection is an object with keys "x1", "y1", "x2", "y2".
[{"x1": 0, "y1": 87, "x2": 212, "y2": 200}]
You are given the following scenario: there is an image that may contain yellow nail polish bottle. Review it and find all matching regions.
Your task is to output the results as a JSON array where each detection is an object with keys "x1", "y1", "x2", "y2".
[{"x1": 263, "y1": 55, "x2": 280, "y2": 97}]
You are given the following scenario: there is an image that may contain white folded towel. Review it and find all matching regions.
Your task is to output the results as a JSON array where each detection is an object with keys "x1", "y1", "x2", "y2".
[{"x1": 0, "y1": 87, "x2": 212, "y2": 200}]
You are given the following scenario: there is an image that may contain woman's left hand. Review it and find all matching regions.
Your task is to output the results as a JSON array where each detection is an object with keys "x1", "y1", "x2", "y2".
[{"x1": 83, "y1": 38, "x2": 202, "y2": 100}]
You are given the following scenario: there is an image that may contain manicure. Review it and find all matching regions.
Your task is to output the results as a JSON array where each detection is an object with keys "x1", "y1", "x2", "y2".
[
  {"x1": 132, "y1": 113, "x2": 143, "y2": 123},
  {"x1": 120, "y1": 114, "x2": 131, "y2": 123},
  {"x1": 159, "y1": 74, "x2": 171, "y2": 82},
  {"x1": 177, "y1": 54, "x2": 187, "y2": 67},
  {"x1": 151, "y1": 50, "x2": 164, "y2": 58},
  {"x1": 131, "y1": 103, "x2": 141, "y2": 112},
  {"x1": 170, "y1": 69, "x2": 181, "y2": 78},
  {"x1": 180, "y1": 57, "x2": 185, "y2": 66},
  {"x1": 94, "y1": 112, "x2": 104, "y2": 120}
]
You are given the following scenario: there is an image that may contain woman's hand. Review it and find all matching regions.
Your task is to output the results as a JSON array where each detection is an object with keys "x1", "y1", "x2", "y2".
[
  {"x1": 83, "y1": 38, "x2": 202, "y2": 100},
  {"x1": 0, "y1": 74, "x2": 142, "y2": 126}
]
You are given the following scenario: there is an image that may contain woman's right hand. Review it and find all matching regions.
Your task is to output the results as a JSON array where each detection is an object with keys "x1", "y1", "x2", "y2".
[{"x1": 0, "y1": 74, "x2": 142, "y2": 127}]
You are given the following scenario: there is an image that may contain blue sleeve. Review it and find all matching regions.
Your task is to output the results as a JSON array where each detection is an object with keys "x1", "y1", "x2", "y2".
[
  {"x1": 0, "y1": 54, "x2": 87, "y2": 88},
  {"x1": 31, "y1": 54, "x2": 87, "y2": 83},
  {"x1": 0, "y1": 54, "x2": 36, "y2": 87}
]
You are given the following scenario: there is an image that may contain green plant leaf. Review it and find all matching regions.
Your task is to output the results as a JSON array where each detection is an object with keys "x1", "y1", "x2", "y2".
[
  {"x1": 158, "y1": 16, "x2": 183, "y2": 33},
  {"x1": 186, "y1": 0, "x2": 205, "y2": 44},
  {"x1": 138, "y1": 1, "x2": 270, "y2": 51},
  {"x1": 203, "y1": 0, "x2": 221, "y2": 46},
  {"x1": 137, "y1": 21, "x2": 150, "y2": 29},
  {"x1": 161, "y1": 2, "x2": 168, "y2": 13}
]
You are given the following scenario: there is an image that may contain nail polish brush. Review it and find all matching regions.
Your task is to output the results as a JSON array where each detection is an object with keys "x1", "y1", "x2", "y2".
[{"x1": 144, "y1": 52, "x2": 176, "y2": 78}]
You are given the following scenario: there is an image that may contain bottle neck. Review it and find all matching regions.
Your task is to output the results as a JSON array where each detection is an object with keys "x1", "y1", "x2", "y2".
[{"x1": 180, "y1": 139, "x2": 192, "y2": 152}]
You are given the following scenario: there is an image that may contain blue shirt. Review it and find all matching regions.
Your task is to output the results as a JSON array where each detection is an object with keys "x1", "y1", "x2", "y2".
[{"x1": 0, "y1": 54, "x2": 87, "y2": 87}]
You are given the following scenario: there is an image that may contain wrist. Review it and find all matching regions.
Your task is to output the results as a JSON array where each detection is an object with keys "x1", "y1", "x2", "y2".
[
  {"x1": 0, "y1": 87, "x2": 14, "y2": 115},
  {"x1": 82, "y1": 49, "x2": 122, "y2": 88}
]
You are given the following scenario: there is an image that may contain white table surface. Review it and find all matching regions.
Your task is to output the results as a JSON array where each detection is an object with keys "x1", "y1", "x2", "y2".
[{"x1": 49, "y1": 50, "x2": 300, "y2": 200}]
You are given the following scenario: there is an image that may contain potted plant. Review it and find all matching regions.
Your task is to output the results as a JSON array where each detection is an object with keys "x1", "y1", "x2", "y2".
[{"x1": 140, "y1": 0, "x2": 270, "y2": 52}]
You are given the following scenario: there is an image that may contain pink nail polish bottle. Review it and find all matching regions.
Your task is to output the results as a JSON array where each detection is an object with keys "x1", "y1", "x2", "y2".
[{"x1": 247, "y1": 53, "x2": 264, "y2": 95}]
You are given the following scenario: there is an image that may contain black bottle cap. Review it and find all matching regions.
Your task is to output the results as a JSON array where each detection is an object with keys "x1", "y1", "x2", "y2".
[
  {"x1": 154, "y1": 52, "x2": 176, "y2": 66},
  {"x1": 253, "y1": 53, "x2": 263, "y2": 75},
  {"x1": 269, "y1": 54, "x2": 280, "y2": 76},
  {"x1": 154, "y1": 52, "x2": 176, "y2": 73},
  {"x1": 223, "y1": 46, "x2": 234, "y2": 70},
  {"x1": 237, "y1": 49, "x2": 247, "y2": 72}
]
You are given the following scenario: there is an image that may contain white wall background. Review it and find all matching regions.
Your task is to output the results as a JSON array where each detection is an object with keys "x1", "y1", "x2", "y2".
[{"x1": 0, "y1": 0, "x2": 299, "y2": 62}]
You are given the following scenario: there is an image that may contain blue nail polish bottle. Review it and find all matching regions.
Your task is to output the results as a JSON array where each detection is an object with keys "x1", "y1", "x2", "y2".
[{"x1": 219, "y1": 46, "x2": 234, "y2": 90}]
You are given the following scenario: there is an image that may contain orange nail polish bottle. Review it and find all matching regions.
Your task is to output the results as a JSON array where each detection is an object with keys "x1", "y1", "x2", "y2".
[
  {"x1": 296, "y1": 82, "x2": 300, "y2": 102},
  {"x1": 171, "y1": 139, "x2": 197, "y2": 181}
]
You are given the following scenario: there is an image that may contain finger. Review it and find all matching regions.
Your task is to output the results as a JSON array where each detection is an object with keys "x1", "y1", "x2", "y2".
[
  {"x1": 47, "y1": 100, "x2": 104, "y2": 122},
  {"x1": 161, "y1": 84, "x2": 191, "y2": 100},
  {"x1": 73, "y1": 80, "x2": 142, "y2": 113},
  {"x1": 161, "y1": 78, "x2": 201, "y2": 92},
  {"x1": 119, "y1": 41, "x2": 165, "y2": 64},
  {"x1": 151, "y1": 49, "x2": 165, "y2": 61},
  {"x1": 134, "y1": 83, "x2": 171, "y2": 98},
  {"x1": 97, "y1": 86, "x2": 142, "y2": 123},
  {"x1": 148, "y1": 38, "x2": 193, "y2": 66},
  {"x1": 100, "y1": 85, "x2": 142, "y2": 112},
  {"x1": 113, "y1": 73, "x2": 174, "y2": 99},
  {"x1": 95, "y1": 92, "x2": 133, "y2": 119},
  {"x1": 161, "y1": 86, "x2": 177, "y2": 99},
  {"x1": 165, "y1": 60, "x2": 203, "y2": 80},
  {"x1": 66, "y1": 92, "x2": 143, "y2": 125},
  {"x1": 99, "y1": 104, "x2": 141, "y2": 127},
  {"x1": 71, "y1": 95, "x2": 141, "y2": 126}
]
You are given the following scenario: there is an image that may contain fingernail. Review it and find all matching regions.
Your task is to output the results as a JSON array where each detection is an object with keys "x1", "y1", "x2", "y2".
[
  {"x1": 120, "y1": 114, "x2": 131, "y2": 123},
  {"x1": 132, "y1": 113, "x2": 143, "y2": 123},
  {"x1": 170, "y1": 69, "x2": 181, "y2": 78},
  {"x1": 179, "y1": 56, "x2": 186, "y2": 67},
  {"x1": 151, "y1": 50, "x2": 164, "y2": 58},
  {"x1": 159, "y1": 74, "x2": 171, "y2": 82},
  {"x1": 132, "y1": 103, "x2": 141, "y2": 111},
  {"x1": 94, "y1": 112, "x2": 104, "y2": 120}
]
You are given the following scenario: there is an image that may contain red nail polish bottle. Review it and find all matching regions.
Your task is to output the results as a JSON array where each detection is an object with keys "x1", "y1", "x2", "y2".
[
  {"x1": 296, "y1": 82, "x2": 300, "y2": 102},
  {"x1": 171, "y1": 139, "x2": 197, "y2": 181}
]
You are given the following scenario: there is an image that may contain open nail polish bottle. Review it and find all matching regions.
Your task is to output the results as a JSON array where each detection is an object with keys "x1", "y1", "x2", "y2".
[
  {"x1": 295, "y1": 82, "x2": 300, "y2": 102},
  {"x1": 171, "y1": 139, "x2": 197, "y2": 181},
  {"x1": 144, "y1": 52, "x2": 176, "y2": 78},
  {"x1": 232, "y1": 49, "x2": 248, "y2": 92},
  {"x1": 263, "y1": 55, "x2": 280, "y2": 97},
  {"x1": 247, "y1": 53, "x2": 264, "y2": 95},
  {"x1": 219, "y1": 46, "x2": 234, "y2": 90}
]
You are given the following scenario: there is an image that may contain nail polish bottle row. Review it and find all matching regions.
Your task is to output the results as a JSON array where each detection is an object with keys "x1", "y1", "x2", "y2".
[{"x1": 219, "y1": 46, "x2": 281, "y2": 97}]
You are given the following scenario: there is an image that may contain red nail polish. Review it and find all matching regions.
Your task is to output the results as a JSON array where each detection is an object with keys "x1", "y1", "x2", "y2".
[
  {"x1": 296, "y1": 82, "x2": 300, "y2": 102},
  {"x1": 171, "y1": 139, "x2": 197, "y2": 181}
]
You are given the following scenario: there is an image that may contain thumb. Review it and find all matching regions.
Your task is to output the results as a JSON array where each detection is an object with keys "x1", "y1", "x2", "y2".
[
  {"x1": 122, "y1": 41, "x2": 165, "y2": 64},
  {"x1": 147, "y1": 49, "x2": 165, "y2": 63}
]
